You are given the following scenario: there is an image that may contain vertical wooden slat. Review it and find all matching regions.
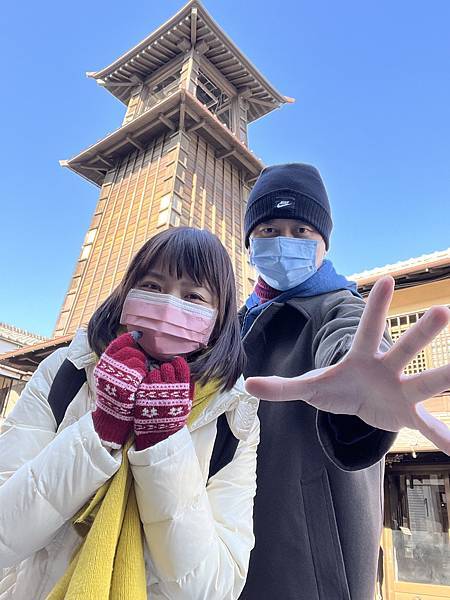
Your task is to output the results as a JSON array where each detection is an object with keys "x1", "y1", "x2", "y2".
[
  {"x1": 126, "y1": 137, "x2": 157, "y2": 261},
  {"x1": 83, "y1": 151, "x2": 139, "y2": 324},
  {"x1": 59, "y1": 159, "x2": 125, "y2": 334},
  {"x1": 105, "y1": 146, "x2": 147, "y2": 297},
  {"x1": 188, "y1": 134, "x2": 200, "y2": 226},
  {"x1": 144, "y1": 132, "x2": 167, "y2": 241}
]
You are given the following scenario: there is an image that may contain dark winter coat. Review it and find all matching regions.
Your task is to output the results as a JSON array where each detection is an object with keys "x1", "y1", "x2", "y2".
[{"x1": 239, "y1": 290, "x2": 396, "y2": 600}]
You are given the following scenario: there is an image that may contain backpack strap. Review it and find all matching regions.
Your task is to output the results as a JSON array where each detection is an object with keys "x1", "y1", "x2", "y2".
[
  {"x1": 47, "y1": 360, "x2": 239, "y2": 475},
  {"x1": 208, "y1": 412, "x2": 240, "y2": 480},
  {"x1": 47, "y1": 358, "x2": 87, "y2": 428}
]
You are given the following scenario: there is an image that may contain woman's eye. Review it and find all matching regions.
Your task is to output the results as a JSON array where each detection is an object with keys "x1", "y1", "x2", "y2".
[
  {"x1": 141, "y1": 282, "x2": 161, "y2": 291},
  {"x1": 186, "y1": 293, "x2": 204, "y2": 302}
]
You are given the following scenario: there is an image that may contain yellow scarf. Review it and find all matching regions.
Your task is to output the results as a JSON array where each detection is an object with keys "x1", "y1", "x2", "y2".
[{"x1": 46, "y1": 379, "x2": 220, "y2": 600}]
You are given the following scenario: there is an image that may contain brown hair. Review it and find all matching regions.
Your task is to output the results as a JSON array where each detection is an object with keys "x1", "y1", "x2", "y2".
[{"x1": 87, "y1": 227, "x2": 245, "y2": 391}]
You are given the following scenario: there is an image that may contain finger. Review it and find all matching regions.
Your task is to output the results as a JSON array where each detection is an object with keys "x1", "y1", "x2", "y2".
[
  {"x1": 351, "y1": 276, "x2": 394, "y2": 356},
  {"x1": 244, "y1": 371, "x2": 324, "y2": 402},
  {"x1": 107, "y1": 332, "x2": 138, "y2": 354},
  {"x1": 160, "y1": 362, "x2": 176, "y2": 383},
  {"x1": 415, "y1": 405, "x2": 450, "y2": 456},
  {"x1": 171, "y1": 357, "x2": 190, "y2": 382},
  {"x1": 402, "y1": 364, "x2": 450, "y2": 403},
  {"x1": 383, "y1": 306, "x2": 450, "y2": 372}
]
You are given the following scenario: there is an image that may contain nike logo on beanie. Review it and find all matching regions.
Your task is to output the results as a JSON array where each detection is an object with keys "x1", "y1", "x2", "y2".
[{"x1": 276, "y1": 199, "x2": 294, "y2": 208}]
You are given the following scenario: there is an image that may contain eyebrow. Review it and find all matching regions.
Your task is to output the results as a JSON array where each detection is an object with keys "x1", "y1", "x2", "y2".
[
  {"x1": 258, "y1": 220, "x2": 311, "y2": 227},
  {"x1": 141, "y1": 270, "x2": 164, "y2": 280},
  {"x1": 141, "y1": 271, "x2": 210, "y2": 292}
]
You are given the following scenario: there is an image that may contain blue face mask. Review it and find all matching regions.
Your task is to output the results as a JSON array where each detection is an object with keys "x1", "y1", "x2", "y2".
[{"x1": 249, "y1": 237, "x2": 318, "y2": 291}]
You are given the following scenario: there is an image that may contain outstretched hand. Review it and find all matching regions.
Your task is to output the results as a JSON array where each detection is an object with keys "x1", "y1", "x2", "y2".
[{"x1": 244, "y1": 276, "x2": 450, "y2": 455}]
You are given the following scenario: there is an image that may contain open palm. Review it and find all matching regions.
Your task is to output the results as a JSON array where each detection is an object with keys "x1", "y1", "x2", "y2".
[{"x1": 245, "y1": 276, "x2": 450, "y2": 455}]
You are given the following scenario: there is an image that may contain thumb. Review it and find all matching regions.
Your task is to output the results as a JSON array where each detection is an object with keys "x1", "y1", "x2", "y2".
[
  {"x1": 244, "y1": 374, "x2": 314, "y2": 402},
  {"x1": 415, "y1": 405, "x2": 450, "y2": 456}
]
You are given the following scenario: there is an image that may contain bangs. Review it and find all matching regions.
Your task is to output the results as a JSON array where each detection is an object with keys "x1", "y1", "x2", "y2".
[
  {"x1": 88, "y1": 226, "x2": 244, "y2": 390},
  {"x1": 137, "y1": 228, "x2": 226, "y2": 292}
]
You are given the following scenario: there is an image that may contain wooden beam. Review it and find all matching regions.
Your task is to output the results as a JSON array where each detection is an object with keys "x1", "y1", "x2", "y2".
[
  {"x1": 176, "y1": 22, "x2": 191, "y2": 37},
  {"x1": 130, "y1": 74, "x2": 143, "y2": 84},
  {"x1": 249, "y1": 96, "x2": 277, "y2": 108},
  {"x1": 216, "y1": 149, "x2": 235, "y2": 160},
  {"x1": 230, "y1": 75, "x2": 254, "y2": 86},
  {"x1": 179, "y1": 101, "x2": 186, "y2": 131},
  {"x1": 158, "y1": 113, "x2": 176, "y2": 130},
  {"x1": 239, "y1": 86, "x2": 253, "y2": 99},
  {"x1": 186, "y1": 118, "x2": 205, "y2": 132},
  {"x1": 196, "y1": 25, "x2": 209, "y2": 37},
  {"x1": 143, "y1": 53, "x2": 185, "y2": 87},
  {"x1": 191, "y1": 7, "x2": 198, "y2": 48},
  {"x1": 95, "y1": 154, "x2": 114, "y2": 168},
  {"x1": 150, "y1": 46, "x2": 172, "y2": 62},
  {"x1": 195, "y1": 40, "x2": 209, "y2": 55},
  {"x1": 153, "y1": 42, "x2": 175, "y2": 59},
  {"x1": 135, "y1": 52, "x2": 160, "y2": 69},
  {"x1": 216, "y1": 104, "x2": 231, "y2": 116},
  {"x1": 98, "y1": 79, "x2": 133, "y2": 88},
  {"x1": 144, "y1": 48, "x2": 164, "y2": 65},
  {"x1": 177, "y1": 38, "x2": 191, "y2": 52},
  {"x1": 128, "y1": 61, "x2": 147, "y2": 77},
  {"x1": 214, "y1": 57, "x2": 239, "y2": 69},
  {"x1": 75, "y1": 164, "x2": 107, "y2": 174},
  {"x1": 207, "y1": 46, "x2": 228, "y2": 60},
  {"x1": 158, "y1": 37, "x2": 179, "y2": 53},
  {"x1": 126, "y1": 135, "x2": 146, "y2": 152}
]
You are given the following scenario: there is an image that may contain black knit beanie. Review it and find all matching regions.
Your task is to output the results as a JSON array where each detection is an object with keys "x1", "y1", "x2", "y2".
[{"x1": 244, "y1": 163, "x2": 333, "y2": 249}]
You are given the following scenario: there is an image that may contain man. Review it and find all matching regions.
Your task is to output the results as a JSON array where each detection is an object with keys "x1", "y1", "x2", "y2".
[{"x1": 239, "y1": 163, "x2": 450, "y2": 599}]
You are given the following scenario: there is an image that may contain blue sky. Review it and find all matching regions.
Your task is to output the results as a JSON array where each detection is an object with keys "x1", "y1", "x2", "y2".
[{"x1": 1, "y1": 0, "x2": 449, "y2": 337}]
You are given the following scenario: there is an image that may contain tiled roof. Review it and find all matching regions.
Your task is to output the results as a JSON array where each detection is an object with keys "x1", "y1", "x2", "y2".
[
  {"x1": 348, "y1": 247, "x2": 450, "y2": 284},
  {"x1": 0, "y1": 323, "x2": 48, "y2": 347}
]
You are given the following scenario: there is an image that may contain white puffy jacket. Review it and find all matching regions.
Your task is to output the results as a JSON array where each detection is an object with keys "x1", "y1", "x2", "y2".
[{"x1": 0, "y1": 329, "x2": 259, "y2": 600}]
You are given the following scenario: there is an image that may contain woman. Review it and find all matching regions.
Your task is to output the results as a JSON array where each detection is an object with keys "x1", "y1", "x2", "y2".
[{"x1": 0, "y1": 227, "x2": 259, "y2": 599}]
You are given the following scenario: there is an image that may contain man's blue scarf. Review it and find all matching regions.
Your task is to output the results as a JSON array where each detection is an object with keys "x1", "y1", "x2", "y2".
[{"x1": 242, "y1": 259, "x2": 360, "y2": 336}]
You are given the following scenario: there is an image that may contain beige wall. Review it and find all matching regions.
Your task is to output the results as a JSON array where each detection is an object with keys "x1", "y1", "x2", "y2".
[{"x1": 388, "y1": 279, "x2": 449, "y2": 315}]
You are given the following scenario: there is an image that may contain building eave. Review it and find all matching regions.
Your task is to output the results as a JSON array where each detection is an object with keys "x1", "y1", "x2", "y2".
[
  {"x1": 0, "y1": 335, "x2": 73, "y2": 373},
  {"x1": 60, "y1": 88, "x2": 264, "y2": 187},
  {"x1": 0, "y1": 322, "x2": 47, "y2": 346},
  {"x1": 349, "y1": 248, "x2": 450, "y2": 295}
]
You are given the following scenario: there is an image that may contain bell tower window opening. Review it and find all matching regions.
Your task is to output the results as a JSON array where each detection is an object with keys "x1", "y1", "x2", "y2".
[
  {"x1": 196, "y1": 70, "x2": 232, "y2": 130},
  {"x1": 142, "y1": 70, "x2": 182, "y2": 114}
]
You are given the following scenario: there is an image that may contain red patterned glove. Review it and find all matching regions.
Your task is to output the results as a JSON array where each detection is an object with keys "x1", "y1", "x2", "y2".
[
  {"x1": 92, "y1": 332, "x2": 147, "y2": 447},
  {"x1": 134, "y1": 357, "x2": 194, "y2": 450}
]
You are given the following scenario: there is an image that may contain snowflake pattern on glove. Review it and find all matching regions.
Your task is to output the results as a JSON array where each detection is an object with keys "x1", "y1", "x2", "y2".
[
  {"x1": 134, "y1": 357, "x2": 193, "y2": 450},
  {"x1": 92, "y1": 332, "x2": 147, "y2": 447}
]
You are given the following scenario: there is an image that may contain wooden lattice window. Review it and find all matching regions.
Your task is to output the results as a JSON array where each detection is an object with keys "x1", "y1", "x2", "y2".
[
  {"x1": 388, "y1": 309, "x2": 450, "y2": 375},
  {"x1": 196, "y1": 70, "x2": 232, "y2": 129}
]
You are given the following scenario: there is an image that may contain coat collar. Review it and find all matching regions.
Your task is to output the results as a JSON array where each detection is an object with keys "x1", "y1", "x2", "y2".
[{"x1": 66, "y1": 329, "x2": 258, "y2": 442}]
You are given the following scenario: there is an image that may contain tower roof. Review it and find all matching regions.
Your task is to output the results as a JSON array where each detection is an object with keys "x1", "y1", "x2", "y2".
[
  {"x1": 87, "y1": 0, "x2": 291, "y2": 123},
  {"x1": 61, "y1": 88, "x2": 265, "y2": 186}
]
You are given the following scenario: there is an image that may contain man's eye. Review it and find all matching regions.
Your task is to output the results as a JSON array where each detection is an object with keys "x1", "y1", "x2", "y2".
[{"x1": 262, "y1": 228, "x2": 275, "y2": 234}]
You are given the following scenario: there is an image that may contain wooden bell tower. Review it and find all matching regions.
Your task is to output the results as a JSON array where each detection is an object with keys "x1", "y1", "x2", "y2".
[{"x1": 55, "y1": 0, "x2": 289, "y2": 337}]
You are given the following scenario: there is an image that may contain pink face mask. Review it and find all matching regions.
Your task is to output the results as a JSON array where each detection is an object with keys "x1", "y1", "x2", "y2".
[{"x1": 120, "y1": 289, "x2": 217, "y2": 360}]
